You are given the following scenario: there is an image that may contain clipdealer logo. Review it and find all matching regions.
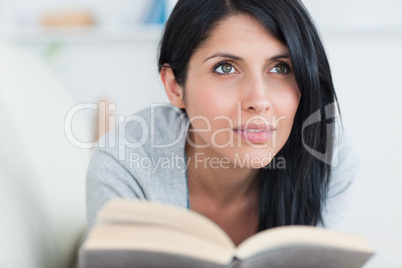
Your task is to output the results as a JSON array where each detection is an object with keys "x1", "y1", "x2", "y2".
[
  {"x1": 64, "y1": 102, "x2": 340, "y2": 166},
  {"x1": 301, "y1": 102, "x2": 339, "y2": 167}
]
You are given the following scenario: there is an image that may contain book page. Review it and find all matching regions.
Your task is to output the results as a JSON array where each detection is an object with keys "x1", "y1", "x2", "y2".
[
  {"x1": 97, "y1": 199, "x2": 235, "y2": 249},
  {"x1": 82, "y1": 249, "x2": 227, "y2": 268},
  {"x1": 235, "y1": 226, "x2": 373, "y2": 260},
  {"x1": 236, "y1": 247, "x2": 374, "y2": 268},
  {"x1": 84, "y1": 224, "x2": 234, "y2": 265}
]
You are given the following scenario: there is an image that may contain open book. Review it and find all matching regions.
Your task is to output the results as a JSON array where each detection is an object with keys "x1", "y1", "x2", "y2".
[{"x1": 80, "y1": 199, "x2": 374, "y2": 268}]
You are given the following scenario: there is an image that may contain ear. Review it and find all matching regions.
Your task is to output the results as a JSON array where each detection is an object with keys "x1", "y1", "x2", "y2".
[{"x1": 160, "y1": 66, "x2": 185, "y2": 109}]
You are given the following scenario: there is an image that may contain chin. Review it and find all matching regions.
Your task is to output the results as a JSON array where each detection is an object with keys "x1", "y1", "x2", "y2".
[{"x1": 229, "y1": 150, "x2": 276, "y2": 169}]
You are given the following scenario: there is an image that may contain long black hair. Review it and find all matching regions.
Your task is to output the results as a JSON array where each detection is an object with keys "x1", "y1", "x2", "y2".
[{"x1": 158, "y1": 0, "x2": 339, "y2": 230}]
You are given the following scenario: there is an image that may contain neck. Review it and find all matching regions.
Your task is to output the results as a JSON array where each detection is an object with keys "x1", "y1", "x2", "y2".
[{"x1": 185, "y1": 142, "x2": 260, "y2": 205}]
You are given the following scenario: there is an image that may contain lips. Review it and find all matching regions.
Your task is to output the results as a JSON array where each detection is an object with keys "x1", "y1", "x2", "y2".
[
  {"x1": 233, "y1": 122, "x2": 276, "y2": 143},
  {"x1": 234, "y1": 122, "x2": 275, "y2": 132}
]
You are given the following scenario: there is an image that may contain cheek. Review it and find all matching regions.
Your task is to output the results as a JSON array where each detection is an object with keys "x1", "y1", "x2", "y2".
[
  {"x1": 186, "y1": 78, "x2": 236, "y2": 119},
  {"x1": 272, "y1": 86, "x2": 300, "y2": 140},
  {"x1": 273, "y1": 78, "x2": 300, "y2": 113},
  {"x1": 282, "y1": 89, "x2": 301, "y2": 116}
]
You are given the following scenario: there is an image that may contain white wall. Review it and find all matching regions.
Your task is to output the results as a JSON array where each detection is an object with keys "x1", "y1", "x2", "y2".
[{"x1": 304, "y1": 0, "x2": 402, "y2": 32}]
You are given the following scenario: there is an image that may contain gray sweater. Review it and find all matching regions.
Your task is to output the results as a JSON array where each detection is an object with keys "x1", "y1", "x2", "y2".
[{"x1": 86, "y1": 104, "x2": 359, "y2": 231}]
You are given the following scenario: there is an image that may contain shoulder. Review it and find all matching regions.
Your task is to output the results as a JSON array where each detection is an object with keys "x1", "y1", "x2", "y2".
[
  {"x1": 97, "y1": 103, "x2": 188, "y2": 160},
  {"x1": 328, "y1": 124, "x2": 361, "y2": 197},
  {"x1": 323, "y1": 124, "x2": 361, "y2": 229},
  {"x1": 88, "y1": 103, "x2": 190, "y2": 205}
]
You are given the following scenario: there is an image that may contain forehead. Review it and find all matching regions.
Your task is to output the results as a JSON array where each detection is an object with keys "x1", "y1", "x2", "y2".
[
  {"x1": 214, "y1": 15, "x2": 268, "y2": 39},
  {"x1": 195, "y1": 14, "x2": 288, "y2": 58}
]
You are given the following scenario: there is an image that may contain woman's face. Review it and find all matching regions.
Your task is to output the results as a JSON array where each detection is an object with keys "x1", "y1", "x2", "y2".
[{"x1": 181, "y1": 14, "x2": 300, "y2": 169}]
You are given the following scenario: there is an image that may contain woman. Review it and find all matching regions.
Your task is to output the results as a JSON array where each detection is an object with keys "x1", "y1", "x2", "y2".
[{"x1": 86, "y1": 0, "x2": 359, "y2": 246}]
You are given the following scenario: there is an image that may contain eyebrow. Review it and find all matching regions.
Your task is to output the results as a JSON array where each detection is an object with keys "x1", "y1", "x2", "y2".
[{"x1": 203, "y1": 52, "x2": 290, "y2": 63}]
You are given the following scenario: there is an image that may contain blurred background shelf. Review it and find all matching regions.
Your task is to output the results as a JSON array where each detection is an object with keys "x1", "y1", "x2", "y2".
[{"x1": 8, "y1": 25, "x2": 164, "y2": 44}]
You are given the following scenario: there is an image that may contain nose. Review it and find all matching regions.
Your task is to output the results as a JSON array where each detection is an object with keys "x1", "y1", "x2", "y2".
[{"x1": 241, "y1": 75, "x2": 270, "y2": 114}]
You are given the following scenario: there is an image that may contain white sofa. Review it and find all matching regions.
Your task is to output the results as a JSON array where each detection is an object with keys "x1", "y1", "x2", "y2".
[{"x1": 0, "y1": 43, "x2": 91, "y2": 268}]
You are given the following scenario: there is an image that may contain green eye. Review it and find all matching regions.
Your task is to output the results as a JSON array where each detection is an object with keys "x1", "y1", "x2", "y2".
[
  {"x1": 270, "y1": 64, "x2": 289, "y2": 74},
  {"x1": 221, "y1": 64, "x2": 233, "y2": 73},
  {"x1": 215, "y1": 63, "x2": 236, "y2": 74}
]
